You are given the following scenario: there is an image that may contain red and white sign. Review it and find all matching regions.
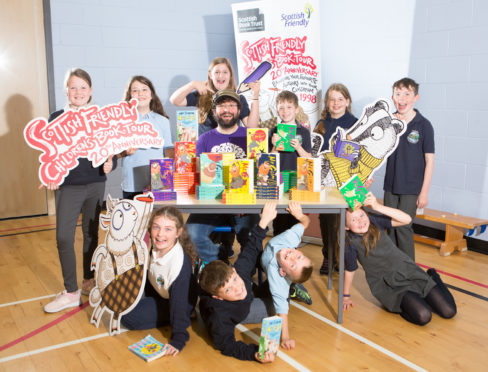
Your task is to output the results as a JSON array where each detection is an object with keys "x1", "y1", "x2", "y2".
[{"x1": 24, "y1": 99, "x2": 163, "y2": 186}]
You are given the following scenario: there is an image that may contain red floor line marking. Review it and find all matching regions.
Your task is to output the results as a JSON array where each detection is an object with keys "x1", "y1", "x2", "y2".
[
  {"x1": 0, "y1": 224, "x2": 56, "y2": 233},
  {"x1": 0, "y1": 301, "x2": 89, "y2": 353},
  {"x1": 417, "y1": 263, "x2": 488, "y2": 289}
]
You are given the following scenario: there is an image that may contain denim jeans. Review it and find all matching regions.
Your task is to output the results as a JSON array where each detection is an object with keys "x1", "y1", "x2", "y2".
[{"x1": 186, "y1": 213, "x2": 260, "y2": 263}]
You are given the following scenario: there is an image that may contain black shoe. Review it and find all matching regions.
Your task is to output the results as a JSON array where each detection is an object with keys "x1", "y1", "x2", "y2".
[
  {"x1": 320, "y1": 258, "x2": 338, "y2": 275},
  {"x1": 427, "y1": 268, "x2": 442, "y2": 285},
  {"x1": 320, "y1": 258, "x2": 329, "y2": 275},
  {"x1": 289, "y1": 283, "x2": 312, "y2": 305}
]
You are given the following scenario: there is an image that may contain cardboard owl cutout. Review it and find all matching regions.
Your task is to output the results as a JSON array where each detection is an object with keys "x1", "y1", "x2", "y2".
[
  {"x1": 311, "y1": 99, "x2": 406, "y2": 189},
  {"x1": 89, "y1": 193, "x2": 154, "y2": 335}
]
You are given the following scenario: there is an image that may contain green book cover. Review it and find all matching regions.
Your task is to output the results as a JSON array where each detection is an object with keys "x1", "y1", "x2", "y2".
[
  {"x1": 276, "y1": 123, "x2": 296, "y2": 152},
  {"x1": 339, "y1": 175, "x2": 368, "y2": 210}
]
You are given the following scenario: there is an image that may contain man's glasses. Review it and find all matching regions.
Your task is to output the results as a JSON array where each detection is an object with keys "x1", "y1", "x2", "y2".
[{"x1": 216, "y1": 103, "x2": 238, "y2": 110}]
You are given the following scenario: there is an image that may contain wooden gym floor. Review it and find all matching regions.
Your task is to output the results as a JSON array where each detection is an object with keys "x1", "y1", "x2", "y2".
[{"x1": 0, "y1": 215, "x2": 487, "y2": 371}]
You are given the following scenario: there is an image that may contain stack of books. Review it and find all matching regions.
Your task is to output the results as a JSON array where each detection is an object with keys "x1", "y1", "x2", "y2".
[
  {"x1": 196, "y1": 153, "x2": 225, "y2": 200},
  {"x1": 150, "y1": 158, "x2": 177, "y2": 201},
  {"x1": 222, "y1": 159, "x2": 256, "y2": 204},
  {"x1": 281, "y1": 170, "x2": 297, "y2": 192},
  {"x1": 290, "y1": 157, "x2": 325, "y2": 201},
  {"x1": 255, "y1": 153, "x2": 282, "y2": 200},
  {"x1": 174, "y1": 141, "x2": 197, "y2": 195}
]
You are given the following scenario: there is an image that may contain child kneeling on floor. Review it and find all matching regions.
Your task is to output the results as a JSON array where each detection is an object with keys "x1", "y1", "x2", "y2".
[{"x1": 341, "y1": 192, "x2": 456, "y2": 325}]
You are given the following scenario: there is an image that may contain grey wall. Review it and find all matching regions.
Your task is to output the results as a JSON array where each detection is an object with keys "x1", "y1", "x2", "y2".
[
  {"x1": 49, "y1": 0, "x2": 488, "y2": 240},
  {"x1": 408, "y1": 0, "x2": 488, "y2": 227}
]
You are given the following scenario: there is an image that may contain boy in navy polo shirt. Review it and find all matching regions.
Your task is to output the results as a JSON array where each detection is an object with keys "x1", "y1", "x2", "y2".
[{"x1": 383, "y1": 78, "x2": 435, "y2": 261}]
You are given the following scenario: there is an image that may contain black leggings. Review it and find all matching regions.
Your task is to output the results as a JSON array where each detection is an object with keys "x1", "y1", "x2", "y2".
[{"x1": 399, "y1": 269, "x2": 457, "y2": 325}]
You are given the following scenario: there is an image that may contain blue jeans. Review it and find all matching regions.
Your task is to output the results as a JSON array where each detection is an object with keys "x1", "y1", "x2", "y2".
[{"x1": 186, "y1": 213, "x2": 260, "y2": 263}]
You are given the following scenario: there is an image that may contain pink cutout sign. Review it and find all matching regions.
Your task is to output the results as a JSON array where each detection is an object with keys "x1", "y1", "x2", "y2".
[{"x1": 24, "y1": 99, "x2": 164, "y2": 186}]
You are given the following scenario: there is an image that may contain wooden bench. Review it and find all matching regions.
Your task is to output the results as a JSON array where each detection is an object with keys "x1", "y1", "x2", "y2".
[{"x1": 414, "y1": 208, "x2": 488, "y2": 256}]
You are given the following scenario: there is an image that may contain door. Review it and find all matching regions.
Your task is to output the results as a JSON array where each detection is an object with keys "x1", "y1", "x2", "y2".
[{"x1": 0, "y1": 0, "x2": 50, "y2": 218}]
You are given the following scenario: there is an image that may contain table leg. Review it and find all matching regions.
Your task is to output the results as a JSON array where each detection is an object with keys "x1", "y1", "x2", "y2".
[
  {"x1": 338, "y1": 208, "x2": 345, "y2": 323},
  {"x1": 327, "y1": 233, "x2": 333, "y2": 290}
]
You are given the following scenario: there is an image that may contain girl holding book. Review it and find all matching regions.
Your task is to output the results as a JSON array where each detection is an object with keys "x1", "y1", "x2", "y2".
[
  {"x1": 43, "y1": 68, "x2": 117, "y2": 313},
  {"x1": 313, "y1": 83, "x2": 358, "y2": 275},
  {"x1": 341, "y1": 192, "x2": 457, "y2": 325},
  {"x1": 169, "y1": 57, "x2": 260, "y2": 136},
  {"x1": 119, "y1": 76, "x2": 174, "y2": 199},
  {"x1": 121, "y1": 206, "x2": 198, "y2": 356}
]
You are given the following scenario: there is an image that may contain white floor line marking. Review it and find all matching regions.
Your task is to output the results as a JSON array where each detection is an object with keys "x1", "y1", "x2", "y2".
[
  {"x1": 236, "y1": 324, "x2": 311, "y2": 372},
  {"x1": 290, "y1": 301, "x2": 427, "y2": 372},
  {"x1": 0, "y1": 329, "x2": 128, "y2": 363},
  {"x1": 0, "y1": 294, "x2": 56, "y2": 308}
]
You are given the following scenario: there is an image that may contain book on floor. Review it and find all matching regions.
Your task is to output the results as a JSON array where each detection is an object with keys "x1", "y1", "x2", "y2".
[
  {"x1": 258, "y1": 315, "x2": 282, "y2": 359},
  {"x1": 128, "y1": 334, "x2": 166, "y2": 362}
]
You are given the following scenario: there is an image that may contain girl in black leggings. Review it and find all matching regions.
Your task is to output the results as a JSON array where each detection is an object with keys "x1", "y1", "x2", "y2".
[{"x1": 340, "y1": 192, "x2": 456, "y2": 325}]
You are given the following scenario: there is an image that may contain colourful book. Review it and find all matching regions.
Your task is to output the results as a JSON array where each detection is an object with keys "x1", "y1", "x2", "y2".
[
  {"x1": 227, "y1": 159, "x2": 254, "y2": 194},
  {"x1": 255, "y1": 153, "x2": 279, "y2": 187},
  {"x1": 128, "y1": 334, "x2": 166, "y2": 362},
  {"x1": 296, "y1": 157, "x2": 321, "y2": 192},
  {"x1": 150, "y1": 158, "x2": 173, "y2": 191},
  {"x1": 199, "y1": 153, "x2": 223, "y2": 186},
  {"x1": 333, "y1": 129, "x2": 360, "y2": 162},
  {"x1": 221, "y1": 152, "x2": 236, "y2": 189},
  {"x1": 258, "y1": 316, "x2": 282, "y2": 359},
  {"x1": 339, "y1": 174, "x2": 368, "y2": 210},
  {"x1": 176, "y1": 110, "x2": 198, "y2": 142},
  {"x1": 247, "y1": 128, "x2": 268, "y2": 159},
  {"x1": 175, "y1": 141, "x2": 196, "y2": 173},
  {"x1": 276, "y1": 123, "x2": 296, "y2": 152}
]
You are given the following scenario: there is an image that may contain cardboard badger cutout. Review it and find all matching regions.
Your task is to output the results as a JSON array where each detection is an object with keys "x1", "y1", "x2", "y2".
[
  {"x1": 311, "y1": 100, "x2": 405, "y2": 188},
  {"x1": 89, "y1": 193, "x2": 154, "y2": 335}
]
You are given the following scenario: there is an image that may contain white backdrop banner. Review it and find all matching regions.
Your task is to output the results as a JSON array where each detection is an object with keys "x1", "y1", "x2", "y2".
[{"x1": 232, "y1": 0, "x2": 322, "y2": 128}]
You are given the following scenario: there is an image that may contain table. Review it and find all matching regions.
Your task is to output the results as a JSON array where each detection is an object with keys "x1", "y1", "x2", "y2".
[{"x1": 155, "y1": 188, "x2": 348, "y2": 323}]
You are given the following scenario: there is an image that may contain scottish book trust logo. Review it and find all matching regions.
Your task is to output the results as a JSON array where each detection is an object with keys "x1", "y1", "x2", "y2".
[{"x1": 237, "y1": 8, "x2": 265, "y2": 33}]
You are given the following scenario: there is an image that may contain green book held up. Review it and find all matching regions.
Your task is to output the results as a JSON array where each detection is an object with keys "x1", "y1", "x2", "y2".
[
  {"x1": 276, "y1": 123, "x2": 297, "y2": 152},
  {"x1": 339, "y1": 175, "x2": 368, "y2": 210}
]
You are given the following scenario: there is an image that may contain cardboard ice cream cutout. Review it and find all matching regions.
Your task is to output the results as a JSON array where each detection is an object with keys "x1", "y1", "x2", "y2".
[
  {"x1": 24, "y1": 99, "x2": 164, "y2": 186},
  {"x1": 316, "y1": 100, "x2": 405, "y2": 188},
  {"x1": 89, "y1": 193, "x2": 154, "y2": 335}
]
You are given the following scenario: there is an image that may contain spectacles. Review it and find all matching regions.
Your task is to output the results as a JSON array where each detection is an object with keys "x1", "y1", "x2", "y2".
[{"x1": 216, "y1": 103, "x2": 238, "y2": 110}]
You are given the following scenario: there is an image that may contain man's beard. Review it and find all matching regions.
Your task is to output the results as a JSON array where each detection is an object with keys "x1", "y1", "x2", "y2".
[{"x1": 215, "y1": 112, "x2": 239, "y2": 129}]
